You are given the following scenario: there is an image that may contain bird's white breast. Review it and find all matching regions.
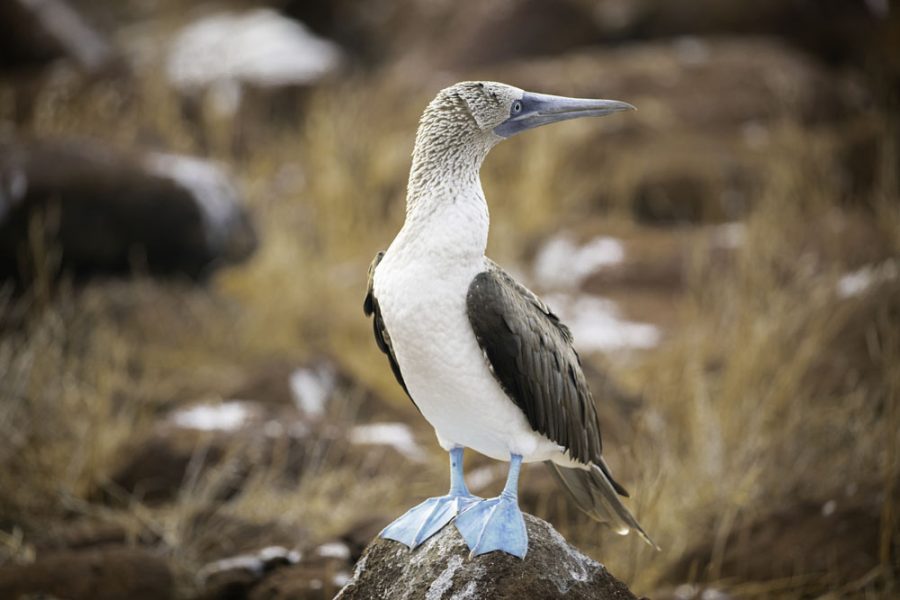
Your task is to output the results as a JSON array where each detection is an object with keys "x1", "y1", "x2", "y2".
[{"x1": 373, "y1": 207, "x2": 564, "y2": 463}]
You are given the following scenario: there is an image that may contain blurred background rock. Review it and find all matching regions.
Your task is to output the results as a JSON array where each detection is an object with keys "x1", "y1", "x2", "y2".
[{"x1": 0, "y1": 0, "x2": 898, "y2": 598}]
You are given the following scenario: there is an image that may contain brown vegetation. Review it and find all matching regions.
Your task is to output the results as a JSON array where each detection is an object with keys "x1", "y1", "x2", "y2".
[{"x1": 1, "y1": 2, "x2": 899, "y2": 598}]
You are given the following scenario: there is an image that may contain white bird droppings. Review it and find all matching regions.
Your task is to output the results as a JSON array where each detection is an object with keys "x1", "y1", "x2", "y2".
[
  {"x1": 166, "y1": 9, "x2": 341, "y2": 93},
  {"x1": 317, "y1": 542, "x2": 351, "y2": 560},
  {"x1": 289, "y1": 364, "x2": 337, "y2": 418},
  {"x1": 533, "y1": 234, "x2": 625, "y2": 290},
  {"x1": 713, "y1": 222, "x2": 746, "y2": 249},
  {"x1": 196, "y1": 545, "x2": 300, "y2": 583},
  {"x1": 425, "y1": 555, "x2": 463, "y2": 600},
  {"x1": 545, "y1": 293, "x2": 661, "y2": 352},
  {"x1": 171, "y1": 401, "x2": 253, "y2": 432},
  {"x1": 453, "y1": 580, "x2": 480, "y2": 600},
  {"x1": 349, "y1": 422, "x2": 426, "y2": 463},
  {"x1": 836, "y1": 261, "x2": 898, "y2": 299}
]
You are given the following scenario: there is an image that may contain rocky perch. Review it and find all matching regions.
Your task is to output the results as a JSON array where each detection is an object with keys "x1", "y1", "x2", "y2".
[{"x1": 336, "y1": 513, "x2": 637, "y2": 600}]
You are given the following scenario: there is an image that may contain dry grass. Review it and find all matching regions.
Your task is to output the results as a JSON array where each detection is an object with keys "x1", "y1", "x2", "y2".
[{"x1": 1, "y1": 59, "x2": 898, "y2": 599}]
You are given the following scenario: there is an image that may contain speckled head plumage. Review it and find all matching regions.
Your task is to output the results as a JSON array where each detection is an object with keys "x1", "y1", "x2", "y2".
[
  {"x1": 437, "y1": 81, "x2": 525, "y2": 133},
  {"x1": 407, "y1": 81, "x2": 635, "y2": 212},
  {"x1": 412, "y1": 82, "x2": 524, "y2": 160}
]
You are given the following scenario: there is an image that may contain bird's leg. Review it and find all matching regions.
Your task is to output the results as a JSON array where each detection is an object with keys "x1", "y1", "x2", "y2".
[
  {"x1": 380, "y1": 447, "x2": 480, "y2": 549},
  {"x1": 447, "y1": 446, "x2": 473, "y2": 496},
  {"x1": 454, "y1": 454, "x2": 528, "y2": 559}
]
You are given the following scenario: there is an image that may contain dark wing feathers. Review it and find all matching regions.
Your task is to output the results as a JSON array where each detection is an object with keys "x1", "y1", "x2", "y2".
[
  {"x1": 466, "y1": 262, "x2": 606, "y2": 467},
  {"x1": 364, "y1": 252, "x2": 415, "y2": 407}
]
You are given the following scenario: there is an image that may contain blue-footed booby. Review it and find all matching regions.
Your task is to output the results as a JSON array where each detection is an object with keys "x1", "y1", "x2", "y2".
[{"x1": 364, "y1": 81, "x2": 655, "y2": 558}]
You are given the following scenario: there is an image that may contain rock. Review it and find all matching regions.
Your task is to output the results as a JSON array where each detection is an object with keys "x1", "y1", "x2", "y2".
[
  {"x1": 106, "y1": 401, "x2": 308, "y2": 504},
  {"x1": 166, "y1": 9, "x2": 341, "y2": 93},
  {"x1": 285, "y1": 0, "x2": 893, "y2": 82},
  {"x1": 631, "y1": 164, "x2": 757, "y2": 225},
  {"x1": 188, "y1": 510, "x2": 309, "y2": 565},
  {"x1": 587, "y1": 0, "x2": 894, "y2": 73},
  {"x1": 230, "y1": 357, "x2": 406, "y2": 421},
  {"x1": 33, "y1": 521, "x2": 130, "y2": 551},
  {"x1": 527, "y1": 223, "x2": 734, "y2": 354},
  {"x1": 335, "y1": 513, "x2": 637, "y2": 600},
  {"x1": 107, "y1": 422, "x2": 233, "y2": 504},
  {"x1": 104, "y1": 397, "x2": 420, "y2": 506},
  {"x1": 0, "y1": 546, "x2": 174, "y2": 600},
  {"x1": 484, "y1": 38, "x2": 860, "y2": 224},
  {"x1": 665, "y1": 494, "x2": 887, "y2": 594},
  {"x1": 248, "y1": 552, "x2": 354, "y2": 600},
  {"x1": 163, "y1": 7, "x2": 343, "y2": 139},
  {"x1": 197, "y1": 545, "x2": 302, "y2": 600},
  {"x1": 0, "y1": 137, "x2": 257, "y2": 285},
  {"x1": 405, "y1": 0, "x2": 601, "y2": 69},
  {"x1": 0, "y1": 0, "x2": 120, "y2": 74},
  {"x1": 281, "y1": 0, "x2": 599, "y2": 71},
  {"x1": 31, "y1": 519, "x2": 158, "y2": 553},
  {"x1": 194, "y1": 534, "x2": 360, "y2": 600},
  {"x1": 498, "y1": 37, "x2": 854, "y2": 131}
]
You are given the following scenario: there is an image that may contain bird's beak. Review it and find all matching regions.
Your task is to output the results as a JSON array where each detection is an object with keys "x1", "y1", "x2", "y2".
[{"x1": 493, "y1": 92, "x2": 635, "y2": 138}]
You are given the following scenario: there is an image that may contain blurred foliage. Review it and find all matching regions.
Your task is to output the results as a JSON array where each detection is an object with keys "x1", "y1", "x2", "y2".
[{"x1": 1, "y1": 1, "x2": 899, "y2": 598}]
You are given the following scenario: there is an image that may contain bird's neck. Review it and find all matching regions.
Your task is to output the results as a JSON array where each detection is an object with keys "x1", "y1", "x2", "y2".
[{"x1": 395, "y1": 131, "x2": 492, "y2": 263}]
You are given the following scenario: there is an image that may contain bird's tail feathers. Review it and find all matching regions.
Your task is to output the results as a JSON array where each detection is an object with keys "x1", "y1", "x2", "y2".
[{"x1": 545, "y1": 461, "x2": 659, "y2": 550}]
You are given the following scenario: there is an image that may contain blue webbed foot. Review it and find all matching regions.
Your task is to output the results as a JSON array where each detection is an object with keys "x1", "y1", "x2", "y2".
[
  {"x1": 381, "y1": 447, "x2": 479, "y2": 549},
  {"x1": 381, "y1": 493, "x2": 479, "y2": 549},
  {"x1": 454, "y1": 494, "x2": 528, "y2": 558}
]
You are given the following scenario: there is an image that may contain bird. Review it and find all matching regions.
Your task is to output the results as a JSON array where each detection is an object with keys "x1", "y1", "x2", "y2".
[{"x1": 364, "y1": 81, "x2": 655, "y2": 559}]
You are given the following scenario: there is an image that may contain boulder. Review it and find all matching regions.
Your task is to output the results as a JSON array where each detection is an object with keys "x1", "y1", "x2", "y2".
[
  {"x1": 497, "y1": 37, "x2": 854, "y2": 131},
  {"x1": 246, "y1": 552, "x2": 354, "y2": 600},
  {"x1": 106, "y1": 401, "x2": 305, "y2": 504},
  {"x1": 0, "y1": 0, "x2": 120, "y2": 74},
  {"x1": 105, "y1": 395, "x2": 424, "y2": 505},
  {"x1": 280, "y1": 0, "x2": 599, "y2": 70},
  {"x1": 0, "y1": 546, "x2": 174, "y2": 600},
  {"x1": 0, "y1": 137, "x2": 256, "y2": 285},
  {"x1": 197, "y1": 545, "x2": 303, "y2": 600},
  {"x1": 188, "y1": 510, "x2": 309, "y2": 565},
  {"x1": 478, "y1": 37, "x2": 862, "y2": 225},
  {"x1": 335, "y1": 513, "x2": 637, "y2": 600},
  {"x1": 165, "y1": 9, "x2": 341, "y2": 97},
  {"x1": 664, "y1": 493, "x2": 889, "y2": 595},
  {"x1": 230, "y1": 357, "x2": 408, "y2": 422},
  {"x1": 283, "y1": 0, "x2": 894, "y2": 81},
  {"x1": 586, "y1": 0, "x2": 894, "y2": 73},
  {"x1": 31, "y1": 519, "x2": 158, "y2": 553},
  {"x1": 162, "y1": 7, "x2": 343, "y2": 141},
  {"x1": 194, "y1": 533, "x2": 365, "y2": 600}
]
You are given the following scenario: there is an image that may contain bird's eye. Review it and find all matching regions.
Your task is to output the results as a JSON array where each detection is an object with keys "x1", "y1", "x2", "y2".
[{"x1": 512, "y1": 101, "x2": 523, "y2": 114}]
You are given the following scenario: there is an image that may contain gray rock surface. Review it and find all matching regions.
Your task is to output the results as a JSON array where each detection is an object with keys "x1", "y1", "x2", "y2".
[{"x1": 335, "y1": 513, "x2": 637, "y2": 600}]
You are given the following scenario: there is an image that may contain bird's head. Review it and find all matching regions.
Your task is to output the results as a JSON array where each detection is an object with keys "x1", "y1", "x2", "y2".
[{"x1": 420, "y1": 81, "x2": 634, "y2": 149}]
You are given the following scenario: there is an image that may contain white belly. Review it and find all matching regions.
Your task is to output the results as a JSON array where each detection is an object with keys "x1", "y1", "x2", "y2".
[{"x1": 374, "y1": 253, "x2": 565, "y2": 463}]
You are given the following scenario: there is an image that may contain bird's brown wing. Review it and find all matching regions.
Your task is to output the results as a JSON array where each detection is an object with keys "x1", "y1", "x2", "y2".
[{"x1": 466, "y1": 261, "x2": 625, "y2": 490}]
